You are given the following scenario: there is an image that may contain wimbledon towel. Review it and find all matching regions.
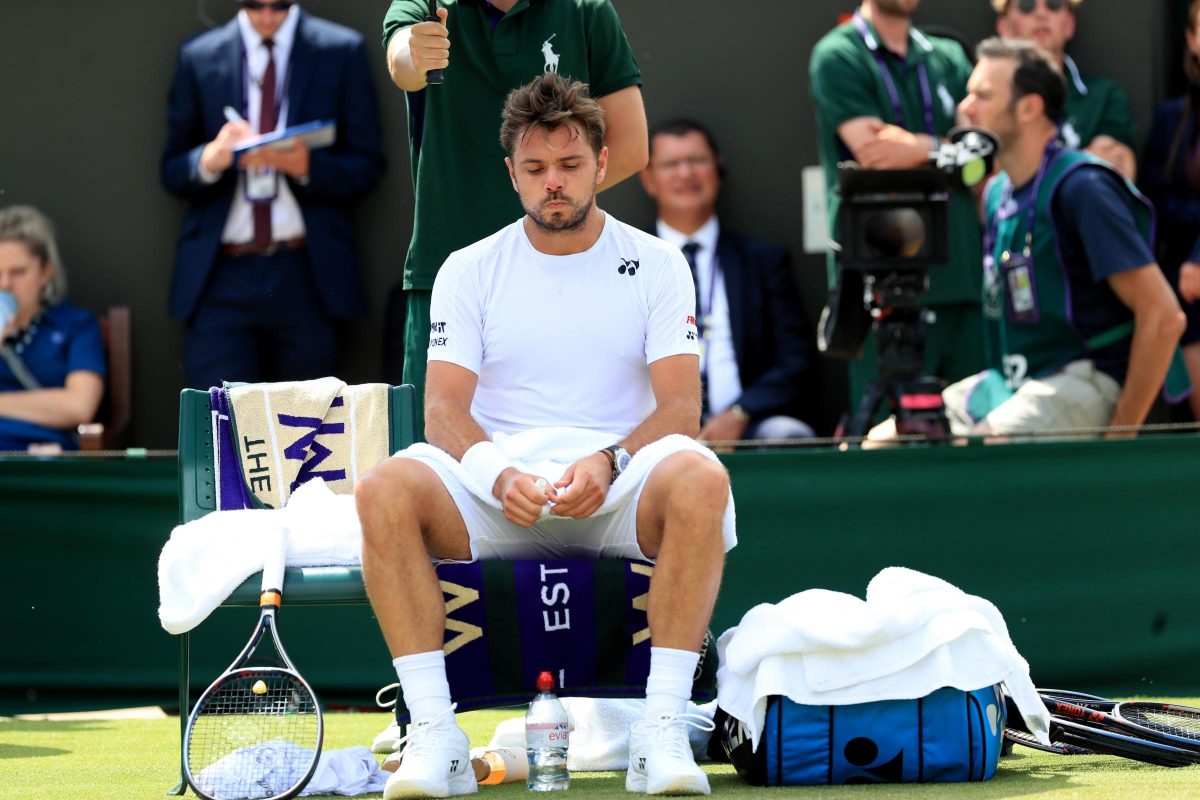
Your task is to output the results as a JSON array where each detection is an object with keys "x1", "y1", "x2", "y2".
[
  {"x1": 715, "y1": 566, "x2": 1051, "y2": 750},
  {"x1": 228, "y1": 378, "x2": 390, "y2": 509}
]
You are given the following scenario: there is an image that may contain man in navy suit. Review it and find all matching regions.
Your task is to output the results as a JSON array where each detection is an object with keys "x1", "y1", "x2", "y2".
[
  {"x1": 162, "y1": 1, "x2": 385, "y2": 389},
  {"x1": 640, "y1": 119, "x2": 817, "y2": 443}
]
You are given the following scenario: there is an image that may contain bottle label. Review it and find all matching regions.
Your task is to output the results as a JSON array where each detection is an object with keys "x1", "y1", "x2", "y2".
[{"x1": 526, "y1": 722, "x2": 569, "y2": 749}]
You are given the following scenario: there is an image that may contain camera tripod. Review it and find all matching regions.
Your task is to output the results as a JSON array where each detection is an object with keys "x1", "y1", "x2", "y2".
[{"x1": 841, "y1": 273, "x2": 950, "y2": 441}]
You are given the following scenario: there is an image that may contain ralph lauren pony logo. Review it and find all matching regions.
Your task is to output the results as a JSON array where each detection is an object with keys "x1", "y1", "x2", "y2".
[{"x1": 618, "y1": 258, "x2": 639, "y2": 276}]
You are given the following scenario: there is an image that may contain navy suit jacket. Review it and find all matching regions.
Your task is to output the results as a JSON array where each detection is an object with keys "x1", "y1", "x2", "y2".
[
  {"x1": 161, "y1": 12, "x2": 385, "y2": 322},
  {"x1": 713, "y1": 228, "x2": 815, "y2": 423}
]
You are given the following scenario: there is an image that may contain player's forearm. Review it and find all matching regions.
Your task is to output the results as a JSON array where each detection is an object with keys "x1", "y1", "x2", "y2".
[
  {"x1": 425, "y1": 400, "x2": 490, "y2": 461},
  {"x1": 616, "y1": 395, "x2": 701, "y2": 454},
  {"x1": 386, "y1": 29, "x2": 428, "y2": 92},
  {"x1": 1108, "y1": 308, "x2": 1187, "y2": 432}
]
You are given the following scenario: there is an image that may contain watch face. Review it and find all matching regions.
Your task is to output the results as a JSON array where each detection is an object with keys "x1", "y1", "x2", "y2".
[{"x1": 614, "y1": 449, "x2": 632, "y2": 473}]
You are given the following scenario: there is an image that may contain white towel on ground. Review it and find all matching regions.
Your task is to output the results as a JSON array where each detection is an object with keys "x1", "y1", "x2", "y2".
[
  {"x1": 485, "y1": 698, "x2": 716, "y2": 771},
  {"x1": 157, "y1": 479, "x2": 361, "y2": 635},
  {"x1": 194, "y1": 743, "x2": 387, "y2": 798},
  {"x1": 715, "y1": 566, "x2": 1051, "y2": 750}
]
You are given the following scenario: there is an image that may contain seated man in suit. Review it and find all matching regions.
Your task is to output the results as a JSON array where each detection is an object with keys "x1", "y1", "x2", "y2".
[
  {"x1": 162, "y1": 1, "x2": 385, "y2": 389},
  {"x1": 639, "y1": 119, "x2": 816, "y2": 443}
]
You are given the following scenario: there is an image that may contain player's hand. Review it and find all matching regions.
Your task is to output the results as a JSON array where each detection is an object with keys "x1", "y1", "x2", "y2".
[
  {"x1": 698, "y1": 409, "x2": 748, "y2": 452},
  {"x1": 241, "y1": 140, "x2": 310, "y2": 179},
  {"x1": 549, "y1": 452, "x2": 611, "y2": 519},
  {"x1": 493, "y1": 468, "x2": 554, "y2": 528},
  {"x1": 1179, "y1": 262, "x2": 1200, "y2": 304},
  {"x1": 857, "y1": 124, "x2": 929, "y2": 170},
  {"x1": 410, "y1": 7, "x2": 450, "y2": 78},
  {"x1": 200, "y1": 120, "x2": 253, "y2": 175}
]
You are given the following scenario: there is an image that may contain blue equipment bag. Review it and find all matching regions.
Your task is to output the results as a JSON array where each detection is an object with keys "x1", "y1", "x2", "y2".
[{"x1": 711, "y1": 685, "x2": 1006, "y2": 785}]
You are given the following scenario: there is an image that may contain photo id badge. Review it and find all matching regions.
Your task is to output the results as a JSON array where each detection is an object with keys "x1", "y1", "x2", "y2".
[
  {"x1": 244, "y1": 166, "x2": 279, "y2": 203},
  {"x1": 1001, "y1": 251, "x2": 1039, "y2": 323}
]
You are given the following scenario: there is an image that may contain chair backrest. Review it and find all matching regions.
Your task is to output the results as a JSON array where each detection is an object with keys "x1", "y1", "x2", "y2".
[
  {"x1": 77, "y1": 306, "x2": 132, "y2": 450},
  {"x1": 178, "y1": 383, "x2": 416, "y2": 523}
]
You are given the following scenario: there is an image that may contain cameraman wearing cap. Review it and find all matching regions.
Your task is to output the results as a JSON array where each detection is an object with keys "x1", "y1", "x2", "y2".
[{"x1": 992, "y1": 0, "x2": 1138, "y2": 180}]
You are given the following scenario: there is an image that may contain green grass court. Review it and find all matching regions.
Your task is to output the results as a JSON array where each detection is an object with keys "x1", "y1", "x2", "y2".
[{"x1": 3, "y1": 705, "x2": 1200, "y2": 800}]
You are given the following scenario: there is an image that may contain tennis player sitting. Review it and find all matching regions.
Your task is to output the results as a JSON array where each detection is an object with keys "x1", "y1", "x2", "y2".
[{"x1": 355, "y1": 72, "x2": 736, "y2": 799}]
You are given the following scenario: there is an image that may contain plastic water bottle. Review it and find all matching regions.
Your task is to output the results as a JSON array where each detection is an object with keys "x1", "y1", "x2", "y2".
[
  {"x1": 0, "y1": 291, "x2": 17, "y2": 334},
  {"x1": 526, "y1": 671, "x2": 570, "y2": 791}
]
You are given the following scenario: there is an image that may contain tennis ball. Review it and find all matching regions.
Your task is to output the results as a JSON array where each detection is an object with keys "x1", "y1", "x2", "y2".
[
  {"x1": 961, "y1": 157, "x2": 987, "y2": 188},
  {"x1": 252, "y1": 679, "x2": 268, "y2": 695}
]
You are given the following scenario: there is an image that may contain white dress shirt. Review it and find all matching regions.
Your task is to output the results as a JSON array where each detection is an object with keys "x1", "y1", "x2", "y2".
[
  {"x1": 656, "y1": 216, "x2": 743, "y2": 415},
  {"x1": 203, "y1": 6, "x2": 307, "y2": 245}
]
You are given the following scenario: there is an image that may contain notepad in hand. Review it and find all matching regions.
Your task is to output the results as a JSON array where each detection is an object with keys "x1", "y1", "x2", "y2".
[{"x1": 232, "y1": 120, "x2": 336, "y2": 164}]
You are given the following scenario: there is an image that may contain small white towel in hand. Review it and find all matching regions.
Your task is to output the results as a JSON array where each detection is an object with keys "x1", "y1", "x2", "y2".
[
  {"x1": 157, "y1": 479, "x2": 362, "y2": 635},
  {"x1": 715, "y1": 566, "x2": 1051, "y2": 749}
]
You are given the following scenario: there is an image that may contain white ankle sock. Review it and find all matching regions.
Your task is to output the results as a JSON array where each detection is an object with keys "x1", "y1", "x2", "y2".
[
  {"x1": 645, "y1": 646, "x2": 699, "y2": 719},
  {"x1": 393, "y1": 651, "x2": 452, "y2": 722}
]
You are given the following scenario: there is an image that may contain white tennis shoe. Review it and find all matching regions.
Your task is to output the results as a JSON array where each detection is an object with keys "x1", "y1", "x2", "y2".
[
  {"x1": 383, "y1": 706, "x2": 477, "y2": 799},
  {"x1": 626, "y1": 713, "x2": 714, "y2": 796}
]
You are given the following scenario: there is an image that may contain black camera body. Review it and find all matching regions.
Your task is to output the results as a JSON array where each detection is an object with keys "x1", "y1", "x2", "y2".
[{"x1": 817, "y1": 127, "x2": 997, "y2": 438}]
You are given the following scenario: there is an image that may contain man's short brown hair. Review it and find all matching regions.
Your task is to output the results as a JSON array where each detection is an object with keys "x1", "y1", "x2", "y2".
[
  {"x1": 990, "y1": 0, "x2": 1082, "y2": 12},
  {"x1": 977, "y1": 36, "x2": 1067, "y2": 124},
  {"x1": 499, "y1": 73, "x2": 606, "y2": 158}
]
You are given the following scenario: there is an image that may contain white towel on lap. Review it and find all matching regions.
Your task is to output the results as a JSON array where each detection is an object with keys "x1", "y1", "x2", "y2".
[
  {"x1": 397, "y1": 428, "x2": 737, "y2": 537},
  {"x1": 716, "y1": 567, "x2": 1051, "y2": 750}
]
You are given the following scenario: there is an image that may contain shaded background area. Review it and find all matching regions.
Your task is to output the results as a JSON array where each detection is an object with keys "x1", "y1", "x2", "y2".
[{"x1": 0, "y1": 0, "x2": 1182, "y2": 446}]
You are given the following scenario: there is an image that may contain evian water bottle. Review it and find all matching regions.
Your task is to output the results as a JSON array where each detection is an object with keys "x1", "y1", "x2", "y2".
[{"x1": 525, "y1": 671, "x2": 569, "y2": 791}]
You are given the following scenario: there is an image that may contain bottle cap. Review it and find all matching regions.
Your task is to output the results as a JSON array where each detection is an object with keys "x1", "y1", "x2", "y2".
[{"x1": 536, "y1": 671, "x2": 555, "y2": 692}]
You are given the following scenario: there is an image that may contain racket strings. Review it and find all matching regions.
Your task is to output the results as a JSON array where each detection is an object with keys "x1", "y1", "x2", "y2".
[
  {"x1": 1121, "y1": 706, "x2": 1200, "y2": 740},
  {"x1": 188, "y1": 673, "x2": 320, "y2": 800}
]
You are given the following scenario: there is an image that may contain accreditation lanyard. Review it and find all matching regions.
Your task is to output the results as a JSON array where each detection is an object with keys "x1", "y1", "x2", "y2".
[
  {"x1": 985, "y1": 139, "x2": 1063, "y2": 273},
  {"x1": 238, "y1": 37, "x2": 292, "y2": 202},
  {"x1": 852, "y1": 12, "x2": 935, "y2": 137}
]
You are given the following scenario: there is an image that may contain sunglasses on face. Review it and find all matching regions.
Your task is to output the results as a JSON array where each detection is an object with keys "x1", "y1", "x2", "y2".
[
  {"x1": 240, "y1": 0, "x2": 294, "y2": 12},
  {"x1": 1014, "y1": 0, "x2": 1067, "y2": 13}
]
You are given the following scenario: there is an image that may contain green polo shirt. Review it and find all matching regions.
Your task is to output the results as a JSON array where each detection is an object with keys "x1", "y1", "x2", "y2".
[
  {"x1": 383, "y1": 0, "x2": 641, "y2": 291},
  {"x1": 1060, "y1": 55, "x2": 1137, "y2": 151},
  {"x1": 809, "y1": 17, "x2": 981, "y2": 307}
]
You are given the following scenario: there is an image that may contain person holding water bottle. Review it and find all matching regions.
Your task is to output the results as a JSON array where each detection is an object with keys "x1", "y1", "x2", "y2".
[{"x1": 0, "y1": 206, "x2": 105, "y2": 452}]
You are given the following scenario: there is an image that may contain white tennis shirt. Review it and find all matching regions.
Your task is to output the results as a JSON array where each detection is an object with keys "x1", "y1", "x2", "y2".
[{"x1": 428, "y1": 212, "x2": 700, "y2": 437}]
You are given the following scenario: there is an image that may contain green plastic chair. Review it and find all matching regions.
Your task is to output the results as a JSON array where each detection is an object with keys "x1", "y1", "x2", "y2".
[{"x1": 169, "y1": 384, "x2": 416, "y2": 794}]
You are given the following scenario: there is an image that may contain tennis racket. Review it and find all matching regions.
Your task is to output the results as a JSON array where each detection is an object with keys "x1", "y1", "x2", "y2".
[
  {"x1": 1004, "y1": 690, "x2": 1200, "y2": 767},
  {"x1": 183, "y1": 529, "x2": 323, "y2": 800},
  {"x1": 426, "y1": 0, "x2": 445, "y2": 85},
  {"x1": 1038, "y1": 693, "x2": 1200, "y2": 752}
]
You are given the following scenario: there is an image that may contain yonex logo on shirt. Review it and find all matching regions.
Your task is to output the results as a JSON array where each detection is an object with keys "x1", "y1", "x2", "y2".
[
  {"x1": 429, "y1": 320, "x2": 448, "y2": 347},
  {"x1": 618, "y1": 258, "x2": 639, "y2": 276}
]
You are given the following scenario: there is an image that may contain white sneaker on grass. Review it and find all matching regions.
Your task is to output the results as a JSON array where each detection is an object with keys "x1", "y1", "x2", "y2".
[
  {"x1": 383, "y1": 705, "x2": 477, "y2": 799},
  {"x1": 626, "y1": 713, "x2": 715, "y2": 796},
  {"x1": 373, "y1": 682, "x2": 403, "y2": 753}
]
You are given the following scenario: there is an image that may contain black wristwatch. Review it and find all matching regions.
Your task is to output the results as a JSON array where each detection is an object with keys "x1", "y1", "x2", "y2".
[{"x1": 601, "y1": 445, "x2": 631, "y2": 483}]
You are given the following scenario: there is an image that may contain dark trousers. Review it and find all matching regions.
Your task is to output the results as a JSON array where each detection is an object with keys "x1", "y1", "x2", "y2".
[{"x1": 184, "y1": 248, "x2": 338, "y2": 389}]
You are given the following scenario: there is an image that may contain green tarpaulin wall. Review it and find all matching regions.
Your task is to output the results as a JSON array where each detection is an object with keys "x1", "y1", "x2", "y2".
[{"x1": 2, "y1": 435, "x2": 1198, "y2": 714}]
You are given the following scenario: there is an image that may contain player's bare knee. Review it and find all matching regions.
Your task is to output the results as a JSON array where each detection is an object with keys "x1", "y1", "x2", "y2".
[{"x1": 663, "y1": 455, "x2": 729, "y2": 520}]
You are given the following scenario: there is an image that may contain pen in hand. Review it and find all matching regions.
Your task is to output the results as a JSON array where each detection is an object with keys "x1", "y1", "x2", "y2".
[{"x1": 223, "y1": 106, "x2": 246, "y2": 124}]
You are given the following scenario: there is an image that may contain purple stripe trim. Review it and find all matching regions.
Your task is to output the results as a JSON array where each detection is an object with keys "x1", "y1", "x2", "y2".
[
  {"x1": 210, "y1": 388, "x2": 253, "y2": 511},
  {"x1": 514, "y1": 560, "x2": 598, "y2": 692}
]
